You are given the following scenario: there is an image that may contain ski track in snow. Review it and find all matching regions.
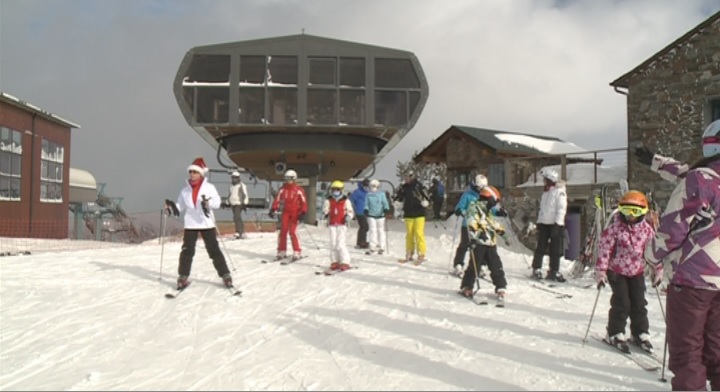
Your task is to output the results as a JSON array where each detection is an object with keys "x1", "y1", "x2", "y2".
[{"x1": 0, "y1": 221, "x2": 672, "y2": 391}]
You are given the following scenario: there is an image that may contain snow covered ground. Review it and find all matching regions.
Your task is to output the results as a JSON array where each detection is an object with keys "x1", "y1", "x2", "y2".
[{"x1": 0, "y1": 218, "x2": 672, "y2": 391}]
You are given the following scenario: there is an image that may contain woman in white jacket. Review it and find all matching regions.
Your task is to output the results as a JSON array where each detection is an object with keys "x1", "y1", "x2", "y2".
[
  {"x1": 531, "y1": 169, "x2": 568, "y2": 282},
  {"x1": 166, "y1": 157, "x2": 232, "y2": 290}
]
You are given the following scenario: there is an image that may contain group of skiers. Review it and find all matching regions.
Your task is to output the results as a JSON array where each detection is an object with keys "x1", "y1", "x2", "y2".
[{"x1": 163, "y1": 119, "x2": 719, "y2": 391}]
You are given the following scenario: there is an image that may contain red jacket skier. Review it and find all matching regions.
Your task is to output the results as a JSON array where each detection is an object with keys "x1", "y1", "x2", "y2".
[{"x1": 270, "y1": 169, "x2": 308, "y2": 261}]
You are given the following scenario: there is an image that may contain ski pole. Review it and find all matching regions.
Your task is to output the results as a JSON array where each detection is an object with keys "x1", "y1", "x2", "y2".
[
  {"x1": 659, "y1": 333, "x2": 668, "y2": 383},
  {"x1": 447, "y1": 216, "x2": 460, "y2": 271},
  {"x1": 654, "y1": 284, "x2": 667, "y2": 323},
  {"x1": 384, "y1": 217, "x2": 390, "y2": 255},
  {"x1": 582, "y1": 285, "x2": 603, "y2": 346},
  {"x1": 302, "y1": 222, "x2": 321, "y2": 250},
  {"x1": 159, "y1": 208, "x2": 167, "y2": 281},
  {"x1": 215, "y1": 226, "x2": 237, "y2": 272}
]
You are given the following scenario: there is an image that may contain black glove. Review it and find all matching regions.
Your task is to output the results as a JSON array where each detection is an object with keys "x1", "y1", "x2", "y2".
[
  {"x1": 454, "y1": 209, "x2": 463, "y2": 217},
  {"x1": 468, "y1": 239, "x2": 478, "y2": 250},
  {"x1": 164, "y1": 199, "x2": 179, "y2": 217},
  {"x1": 268, "y1": 209, "x2": 276, "y2": 219},
  {"x1": 200, "y1": 197, "x2": 210, "y2": 218},
  {"x1": 298, "y1": 212, "x2": 306, "y2": 222},
  {"x1": 364, "y1": 209, "x2": 369, "y2": 217},
  {"x1": 634, "y1": 145, "x2": 654, "y2": 166},
  {"x1": 241, "y1": 205, "x2": 248, "y2": 212},
  {"x1": 383, "y1": 209, "x2": 389, "y2": 215}
]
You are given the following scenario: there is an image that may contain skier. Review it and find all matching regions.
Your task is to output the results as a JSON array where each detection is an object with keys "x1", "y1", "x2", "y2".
[
  {"x1": 459, "y1": 186, "x2": 510, "y2": 300},
  {"x1": 166, "y1": 157, "x2": 232, "y2": 290},
  {"x1": 451, "y1": 174, "x2": 488, "y2": 276},
  {"x1": 594, "y1": 191, "x2": 658, "y2": 353},
  {"x1": 531, "y1": 168, "x2": 568, "y2": 282},
  {"x1": 393, "y1": 171, "x2": 431, "y2": 262},
  {"x1": 644, "y1": 119, "x2": 720, "y2": 391},
  {"x1": 429, "y1": 177, "x2": 445, "y2": 221},
  {"x1": 269, "y1": 169, "x2": 308, "y2": 261},
  {"x1": 350, "y1": 179, "x2": 370, "y2": 249},
  {"x1": 226, "y1": 171, "x2": 249, "y2": 239},
  {"x1": 322, "y1": 180, "x2": 355, "y2": 272},
  {"x1": 364, "y1": 179, "x2": 390, "y2": 255}
]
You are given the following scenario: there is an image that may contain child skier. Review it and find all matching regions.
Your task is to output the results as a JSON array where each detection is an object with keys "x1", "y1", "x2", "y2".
[
  {"x1": 322, "y1": 180, "x2": 355, "y2": 272},
  {"x1": 595, "y1": 190, "x2": 659, "y2": 353},
  {"x1": 364, "y1": 179, "x2": 390, "y2": 255},
  {"x1": 460, "y1": 186, "x2": 509, "y2": 301},
  {"x1": 269, "y1": 169, "x2": 308, "y2": 261}
]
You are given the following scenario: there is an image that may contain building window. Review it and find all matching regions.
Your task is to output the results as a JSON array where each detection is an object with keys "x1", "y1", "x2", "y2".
[
  {"x1": 308, "y1": 89, "x2": 337, "y2": 124},
  {"x1": 711, "y1": 98, "x2": 720, "y2": 122},
  {"x1": 0, "y1": 127, "x2": 22, "y2": 200},
  {"x1": 488, "y1": 163, "x2": 505, "y2": 188},
  {"x1": 41, "y1": 138, "x2": 64, "y2": 203},
  {"x1": 309, "y1": 57, "x2": 336, "y2": 86}
]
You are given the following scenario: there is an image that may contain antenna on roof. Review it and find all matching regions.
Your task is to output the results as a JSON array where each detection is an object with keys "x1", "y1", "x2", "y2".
[{"x1": 301, "y1": 28, "x2": 305, "y2": 35}]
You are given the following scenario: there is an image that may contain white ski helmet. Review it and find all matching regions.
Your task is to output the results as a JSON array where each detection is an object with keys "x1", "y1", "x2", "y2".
[
  {"x1": 702, "y1": 119, "x2": 720, "y2": 158},
  {"x1": 369, "y1": 179, "x2": 380, "y2": 189},
  {"x1": 231, "y1": 171, "x2": 241, "y2": 177},
  {"x1": 472, "y1": 174, "x2": 488, "y2": 188},
  {"x1": 541, "y1": 168, "x2": 559, "y2": 183},
  {"x1": 284, "y1": 169, "x2": 297, "y2": 181}
]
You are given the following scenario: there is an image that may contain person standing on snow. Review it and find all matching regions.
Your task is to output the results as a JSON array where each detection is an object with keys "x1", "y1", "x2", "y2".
[
  {"x1": 429, "y1": 177, "x2": 446, "y2": 221},
  {"x1": 226, "y1": 171, "x2": 249, "y2": 239},
  {"x1": 322, "y1": 180, "x2": 355, "y2": 272},
  {"x1": 350, "y1": 179, "x2": 370, "y2": 249},
  {"x1": 269, "y1": 169, "x2": 308, "y2": 261},
  {"x1": 166, "y1": 157, "x2": 233, "y2": 290},
  {"x1": 450, "y1": 174, "x2": 488, "y2": 276},
  {"x1": 594, "y1": 191, "x2": 659, "y2": 354},
  {"x1": 644, "y1": 119, "x2": 720, "y2": 392},
  {"x1": 531, "y1": 168, "x2": 568, "y2": 282},
  {"x1": 459, "y1": 186, "x2": 509, "y2": 300},
  {"x1": 364, "y1": 179, "x2": 390, "y2": 255},
  {"x1": 393, "y1": 171, "x2": 431, "y2": 263}
]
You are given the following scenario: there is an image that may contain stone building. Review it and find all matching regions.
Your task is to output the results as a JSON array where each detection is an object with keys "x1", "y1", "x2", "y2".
[{"x1": 611, "y1": 10, "x2": 720, "y2": 209}]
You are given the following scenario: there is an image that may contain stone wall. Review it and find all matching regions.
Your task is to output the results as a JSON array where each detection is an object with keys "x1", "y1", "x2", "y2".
[{"x1": 625, "y1": 17, "x2": 720, "y2": 211}]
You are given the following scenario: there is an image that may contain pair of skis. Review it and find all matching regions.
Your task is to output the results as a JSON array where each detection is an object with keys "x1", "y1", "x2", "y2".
[
  {"x1": 590, "y1": 334, "x2": 661, "y2": 372},
  {"x1": 260, "y1": 255, "x2": 307, "y2": 265},
  {"x1": 165, "y1": 282, "x2": 242, "y2": 299},
  {"x1": 458, "y1": 290, "x2": 505, "y2": 307}
]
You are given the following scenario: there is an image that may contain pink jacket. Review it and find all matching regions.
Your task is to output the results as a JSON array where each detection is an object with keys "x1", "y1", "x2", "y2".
[{"x1": 596, "y1": 214, "x2": 655, "y2": 277}]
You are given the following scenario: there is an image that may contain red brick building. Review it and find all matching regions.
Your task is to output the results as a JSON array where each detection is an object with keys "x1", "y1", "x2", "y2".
[{"x1": 0, "y1": 92, "x2": 80, "y2": 238}]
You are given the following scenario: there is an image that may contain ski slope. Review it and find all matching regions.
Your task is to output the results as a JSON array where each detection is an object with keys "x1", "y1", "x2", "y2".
[{"x1": 0, "y1": 219, "x2": 672, "y2": 391}]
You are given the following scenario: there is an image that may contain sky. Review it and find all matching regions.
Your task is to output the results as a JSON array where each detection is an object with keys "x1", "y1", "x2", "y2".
[
  {"x1": 1, "y1": 0, "x2": 719, "y2": 214},
  {"x1": 0, "y1": 218, "x2": 677, "y2": 391}
]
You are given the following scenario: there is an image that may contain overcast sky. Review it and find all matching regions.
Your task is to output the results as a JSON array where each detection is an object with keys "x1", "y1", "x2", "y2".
[{"x1": 1, "y1": 0, "x2": 718, "y2": 214}]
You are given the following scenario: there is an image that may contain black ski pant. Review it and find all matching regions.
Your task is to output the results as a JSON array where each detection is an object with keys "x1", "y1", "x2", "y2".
[
  {"x1": 178, "y1": 228, "x2": 230, "y2": 278},
  {"x1": 231, "y1": 205, "x2": 245, "y2": 236},
  {"x1": 461, "y1": 244, "x2": 507, "y2": 293},
  {"x1": 453, "y1": 226, "x2": 475, "y2": 268},
  {"x1": 356, "y1": 215, "x2": 369, "y2": 247},
  {"x1": 531, "y1": 223, "x2": 564, "y2": 272},
  {"x1": 432, "y1": 199, "x2": 443, "y2": 220},
  {"x1": 606, "y1": 271, "x2": 649, "y2": 338}
]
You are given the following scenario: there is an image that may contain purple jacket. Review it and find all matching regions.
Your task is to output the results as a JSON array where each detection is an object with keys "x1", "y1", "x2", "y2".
[{"x1": 644, "y1": 159, "x2": 720, "y2": 290}]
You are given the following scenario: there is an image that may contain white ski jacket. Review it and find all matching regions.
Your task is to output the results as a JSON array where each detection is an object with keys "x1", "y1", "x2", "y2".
[
  {"x1": 227, "y1": 182, "x2": 248, "y2": 206},
  {"x1": 175, "y1": 179, "x2": 222, "y2": 229},
  {"x1": 536, "y1": 181, "x2": 567, "y2": 226}
]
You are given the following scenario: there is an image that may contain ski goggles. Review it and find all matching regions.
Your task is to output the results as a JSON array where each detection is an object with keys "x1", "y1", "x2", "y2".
[{"x1": 618, "y1": 205, "x2": 648, "y2": 217}]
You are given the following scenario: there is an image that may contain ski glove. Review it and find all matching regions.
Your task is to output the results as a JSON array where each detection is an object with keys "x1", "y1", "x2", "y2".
[
  {"x1": 164, "y1": 199, "x2": 179, "y2": 217},
  {"x1": 298, "y1": 212, "x2": 306, "y2": 222},
  {"x1": 454, "y1": 209, "x2": 463, "y2": 217},
  {"x1": 420, "y1": 200, "x2": 429, "y2": 208},
  {"x1": 268, "y1": 209, "x2": 276, "y2": 219},
  {"x1": 650, "y1": 263, "x2": 663, "y2": 288},
  {"x1": 200, "y1": 196, "x2": 210, "y2": 218},
  {"x1": 634, "y1": 145, "x2": 655, "y2": 166},
  {"x1": 595, "y1": 270, "x2": 608, "y2": 289},
  {"x1": 501, "y1": 233, "x2": 511, "y2": 246}
]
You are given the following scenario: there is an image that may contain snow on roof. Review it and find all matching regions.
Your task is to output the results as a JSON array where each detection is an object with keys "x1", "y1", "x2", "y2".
[{"x1": 495, "y1": 133, "x2": 587, "y2": 155}]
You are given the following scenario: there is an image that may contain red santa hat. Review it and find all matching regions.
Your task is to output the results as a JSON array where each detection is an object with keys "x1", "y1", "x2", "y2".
[{"x1": 187, "y1": 157, "x2": 208, "y2": 177}]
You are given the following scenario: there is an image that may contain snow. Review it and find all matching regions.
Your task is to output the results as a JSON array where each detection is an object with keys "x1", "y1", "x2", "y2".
[
  {"x1": 495, "y1": 133, "x2": 588, "y2": 155},
  {"x1": 0, "y1": 219, "x2": 671, "y2": 391}
]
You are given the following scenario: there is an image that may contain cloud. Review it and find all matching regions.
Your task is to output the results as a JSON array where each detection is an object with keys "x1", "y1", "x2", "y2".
[{"x1": 1, "y1": 0, "x2": 716, "y2": 212}]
